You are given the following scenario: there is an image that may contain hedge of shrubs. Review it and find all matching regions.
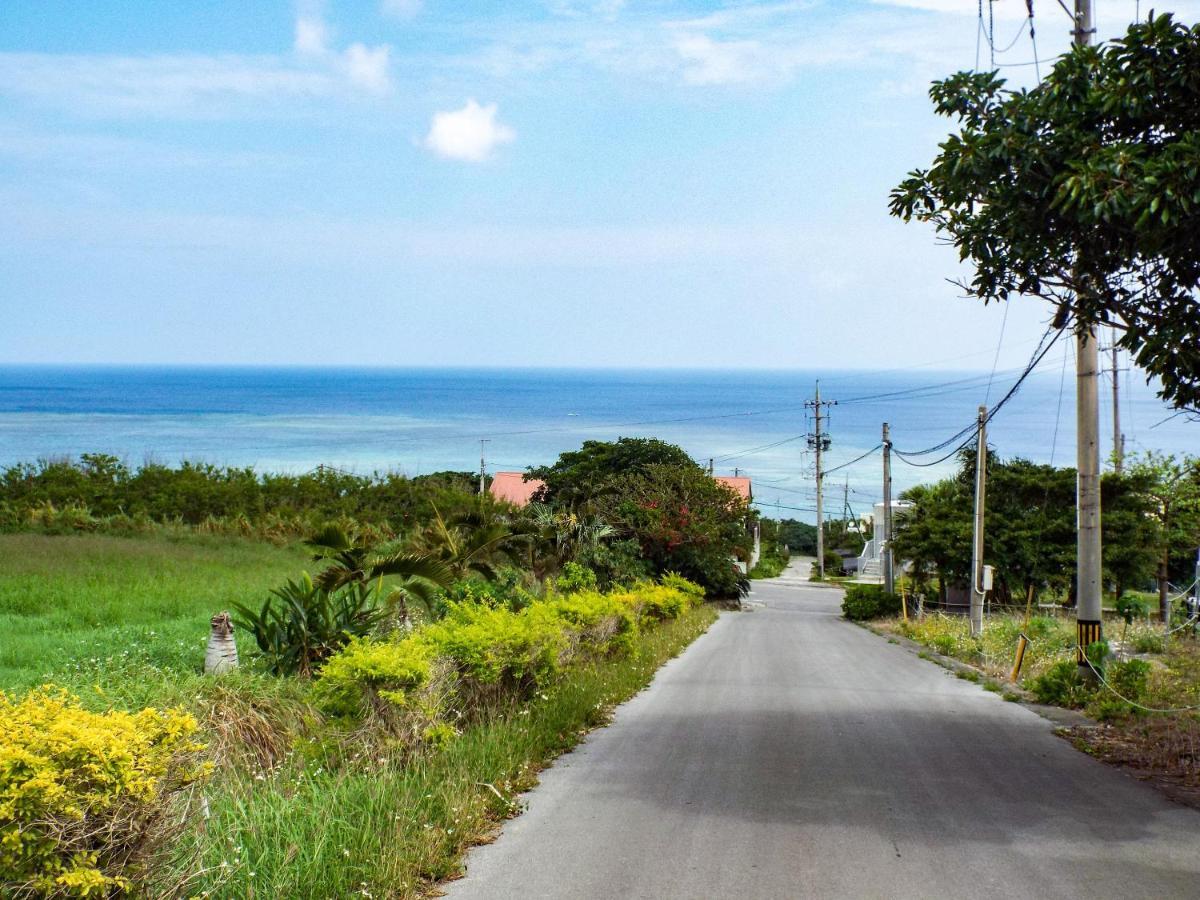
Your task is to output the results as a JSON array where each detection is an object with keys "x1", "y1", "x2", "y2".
[
  {"x1": 841, "y1": 584, "x2": 903, "y2": 621},
  {"x1": 314, "y1": 576, "x2": 705, "y2": 736}
]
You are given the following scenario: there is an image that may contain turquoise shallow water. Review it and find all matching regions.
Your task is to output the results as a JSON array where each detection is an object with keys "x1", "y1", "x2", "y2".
[{"x1": 0, "y1": 364, "x2": 1194, "y2": 521}]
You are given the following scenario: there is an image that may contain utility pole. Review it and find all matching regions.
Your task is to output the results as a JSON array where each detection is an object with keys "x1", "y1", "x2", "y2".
[
  {"x1": 882, "y1": 422, "x2": 894, "y2": 594},
  {"x1": 969, "y1": 406, "x2": 988, "y2": 637},
  {"x1": 1074, "y1": 0, "x2": 1104, "y2": 668},
  {"x1": 1109, "y1": 336, "x2": 1124, "y2": 473},
  {"x1": 478, "y1": 439, "x2": 490, "y2": 496},
  {"x1": 806, "y1": 383, "x2": 835, "y2": 578}
]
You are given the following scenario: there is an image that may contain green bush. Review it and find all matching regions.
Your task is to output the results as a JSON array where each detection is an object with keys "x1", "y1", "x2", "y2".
[
  {"x1": 1116, "y1": 594, "x2": 1150, "y2": 628},
  {"x1": 841, "y1": 584, "x2": 902, "y2": 621},
  {"x1": 232, "y1": 573, "x2": 383, "y2": 676},
  {"x1": 555, "y1": 562, "x2": 598, "y2": 594},
  {"x1": 312, "y1": 577, "x2": 702, "y2": 732},
  {"x1": 538, "y1": 591, "x2": 639, "y2": 655},
  {"x1": 313, "y1": 637, "x2": 434, "y2": 720},
  {"x1": 422, "y1": 602, "x2": 567, "y2": 696},
  {"x1": 1086, "y1": 657, "x2": 1153, "y2": 720},
  {"x1": 1131, "y1": 631, "x2": 1165, "y2": 654},
  {"x1": 1029, "y1": 660, "x2": 1095, "y2": 707}
]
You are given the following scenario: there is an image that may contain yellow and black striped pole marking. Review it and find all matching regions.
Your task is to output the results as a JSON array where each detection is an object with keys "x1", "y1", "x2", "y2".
[{"x1": 1076, "y1": 619, "x2": 1103, "y2": 665}]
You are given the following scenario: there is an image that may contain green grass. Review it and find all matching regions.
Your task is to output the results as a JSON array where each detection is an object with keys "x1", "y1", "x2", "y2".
[
  {"x1": 161, "y1": 603, "x2": 719, "y2": 899},
  {"x1": 0, "y1": 533, "x2": 307, "y2": 694}
]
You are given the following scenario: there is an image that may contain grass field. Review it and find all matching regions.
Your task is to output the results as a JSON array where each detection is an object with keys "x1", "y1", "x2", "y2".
[{"x1": 0, "y1": 533, "x2": 307, "y2": 696}]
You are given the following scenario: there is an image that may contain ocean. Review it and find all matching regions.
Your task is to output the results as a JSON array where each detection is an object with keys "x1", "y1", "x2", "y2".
[{"x1": 1, "y1": 363, "x2": 1194, "y2": 522}]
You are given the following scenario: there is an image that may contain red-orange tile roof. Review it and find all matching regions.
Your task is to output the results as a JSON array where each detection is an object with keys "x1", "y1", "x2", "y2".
[
  {"x1": 715, "y1": 475, "x2": 752, "y2": 501},
  {"x1": 489, "y1": 471, "x2": 545, "y2": 507}
]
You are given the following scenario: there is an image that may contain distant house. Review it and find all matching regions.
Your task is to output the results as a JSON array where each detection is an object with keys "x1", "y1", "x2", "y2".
[
  {"x1": 715, "y1": 475, "x2": 752, "y2": 503},
  {"x1": 489, "y1": 472, "x2": 545, "y2": 507}
]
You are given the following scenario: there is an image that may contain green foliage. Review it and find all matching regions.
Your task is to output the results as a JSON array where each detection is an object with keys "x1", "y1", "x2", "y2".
[
  {"x1": 0, "y1": 456, "x2": 484, "y2": 538},
  {"x1": 231, "y1": 573, "x2": 384, "y2": 677},
  {"x1": 841, "y1": 584, "x2": 902, "y2": 621},
  {"x1": 748, "y1": 554, "x2": 787, "y2": 579},
  {"x1": 775, "y1": 518, "x2": 817, "y2": 555},
  {"x1": 1116, "y1": 594, "x2": 1149, "y2": 628},
  {"x1": 170, "y1": 605, "x2": 716, "y2": 899},
  {"x1": 1, "y1": 687, "x2": 208, "y2": 897},
  {"x1": 421, "y1": 603, "x2": 567, "y2": 696},
  {"x1": 313, "y1": 637, "x2": 434, "y2": 721},
  {"x1": 555, "y1": 562, "x2": 598, "y2": 594},
  {"x1": 891, "y1": 14, "x2": 1200, "y2": 409},
  {"x1": 593, "y1": 462, "x2": 752, "y2": 598},
  {"x1": 526, "y1": 438, "x2": 699, "y2": 508},
  {"x1": 1089, "y1": 658, "x2": 1152, "y2": 721},
  {"x1": 435, "y1": 570, "x2": 539, "y2": 616},
  {"x1": 1030, "y1": 660, "x2": 1095, "y2": 708},
  {"x1": 893, "y1": 450, "x2": 1174, "y2": 608}
]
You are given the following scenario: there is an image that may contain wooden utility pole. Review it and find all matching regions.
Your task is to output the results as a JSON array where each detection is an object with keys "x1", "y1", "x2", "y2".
[
  {"x1": 882, "y1": 422, "x2": 894, "y2": 594},
  {"x1": 806, "y1": 384, "x2": 835, "y2": 578},
  {"x1": 1073, "y1": 0, "x2": 1104, "y2": 667},
  {"x1": 969, "y1": 406, "x2": 988, "y2": 637}
]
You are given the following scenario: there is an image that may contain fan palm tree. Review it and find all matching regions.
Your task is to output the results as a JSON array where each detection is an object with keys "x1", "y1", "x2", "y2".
[
  {"x1": 412, "y1": 503, "x2": 528, "y2": 581},
  {"x1": 306, "y1": 523, "x2": 452, "y2": 626}
]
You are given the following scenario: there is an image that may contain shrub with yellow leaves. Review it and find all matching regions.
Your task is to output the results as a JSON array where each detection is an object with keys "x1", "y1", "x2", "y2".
[{"x1": 1, "y1": 687, "x2": 208, "y2": 898}]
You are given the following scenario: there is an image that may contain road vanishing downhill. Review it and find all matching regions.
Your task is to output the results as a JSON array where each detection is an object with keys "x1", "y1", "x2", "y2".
[{"x1": 444, "y1": 562, "x2": 1200, "y2": 899}]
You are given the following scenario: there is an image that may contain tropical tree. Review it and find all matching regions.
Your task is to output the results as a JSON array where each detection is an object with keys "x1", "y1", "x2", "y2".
[
  {"x1": 1123, "y1": 452, "x2": 1200, "y2": 621},
  {"x1": 890, "y1": 14, "x2": 1200, "y2": 409},
  {"x1": 593, "y1": 462, "x2": 753, "y2": 598},
  {"x1": 410, "y1": 503, "x2": 527, "y2": 581},
  {"x1": 521, "y1": 503, "x2": 616, "y2": 577},
  {"x1": 526, "y1": 438, "x2": 700, "y2": 508},
  {"x1": 306, "y1": 523, "x2": 452, "y2": 626}
]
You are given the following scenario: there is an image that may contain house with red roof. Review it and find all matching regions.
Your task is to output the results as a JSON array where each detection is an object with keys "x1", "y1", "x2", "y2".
[{"x1": 489, "y1": 472, "x2": 545, "y2": 506}]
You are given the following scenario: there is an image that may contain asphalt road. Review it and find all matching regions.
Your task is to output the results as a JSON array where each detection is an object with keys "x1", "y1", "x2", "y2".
[{"x1": 444, "y1": 566, "x2": 1200, "y2": 899}]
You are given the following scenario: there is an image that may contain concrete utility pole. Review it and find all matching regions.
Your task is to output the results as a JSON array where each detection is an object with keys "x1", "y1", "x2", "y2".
[
  {"x1": 1110, "y1": 337, "x2": 1124, "y2": 473},
  {"x1": 970, "y1": 406, "x2": 988, "y2": 637},
  {"x1": 1074, "y1": 0, "x2": 1104, "y2": 667},
  {"x1": 806, "y1": 384, "x2": 835, "y2": 578},
  {"x1": 882, "y1": 422, "x2": 894, "y2": 594},
  {"x1": 478, "y1": 439, "x2": 490, "y2": 496}
]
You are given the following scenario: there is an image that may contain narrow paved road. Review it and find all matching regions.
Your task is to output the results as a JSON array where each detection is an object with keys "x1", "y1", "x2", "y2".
[{"x1": 445, "y1": 566, "x2": 1200, "y2": 899}]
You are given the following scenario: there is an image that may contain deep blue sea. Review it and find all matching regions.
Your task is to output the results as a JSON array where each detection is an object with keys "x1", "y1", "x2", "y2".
[{"x1": 1, "y1": 364, "x2": 1194, "y2": 522}]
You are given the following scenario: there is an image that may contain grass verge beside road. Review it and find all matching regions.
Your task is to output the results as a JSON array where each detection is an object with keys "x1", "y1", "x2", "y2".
[
  {"x1": 874, "y1": 611, "x2": 1200, "y2": 804},
  {"x1": 160, "y1": 603, "x2": 718, "y2": 898}
]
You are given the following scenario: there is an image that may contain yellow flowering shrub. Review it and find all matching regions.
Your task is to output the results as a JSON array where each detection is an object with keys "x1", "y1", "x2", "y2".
[{"x1": 0, "y1": 688, "x2": 208, "y2": 898}]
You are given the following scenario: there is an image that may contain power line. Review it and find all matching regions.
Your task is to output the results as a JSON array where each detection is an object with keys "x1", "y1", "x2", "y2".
[{"x1": 824, "y1": 444, "x2": 883, "y2": 477}]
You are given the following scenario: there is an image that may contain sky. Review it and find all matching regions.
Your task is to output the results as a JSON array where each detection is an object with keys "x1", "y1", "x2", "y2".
[{"x1": 2, "y1": 0, "x2": 1197, "y2": 370}]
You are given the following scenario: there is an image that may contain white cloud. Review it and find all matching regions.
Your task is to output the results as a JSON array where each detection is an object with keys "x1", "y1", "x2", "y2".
[
  {"x1": 673, "y1": 34, "x2": 771, "y2": 86},
  {"x1": 294, "y1": 15, "x2": 330, "y2": 56},
  {"x1": 343, "y1": 43, "x2": 392, "y2": 93},
  {"x1": 423, "y1": 99, "x2": 515, "y2": 162},
  {"x1": 380, "y1": 0, "x2": 422, "y2": 19}
]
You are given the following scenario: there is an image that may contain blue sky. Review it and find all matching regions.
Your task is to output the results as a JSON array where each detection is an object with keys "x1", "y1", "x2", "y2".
[{"x1": 2, "y1": 0, "x2": 1195, "y2": 368}]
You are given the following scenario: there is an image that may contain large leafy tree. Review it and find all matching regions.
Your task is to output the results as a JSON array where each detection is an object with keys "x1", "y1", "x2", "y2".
[
  {"x1": 526, "y1": 438, "x2": 700, "y2": 508},
  {"x1": 892, "y1": 451, "x2": 1154, "y2": 607},
  {"x1": 593, "y1": 463, "x2": 752, "y2": 598},
  {"x1": 1123, "y1": 451, "x2": 1200, "y2": 620},
  {"x1": 890, "y1": 14, "x2": 1200, "y2": 409}
]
